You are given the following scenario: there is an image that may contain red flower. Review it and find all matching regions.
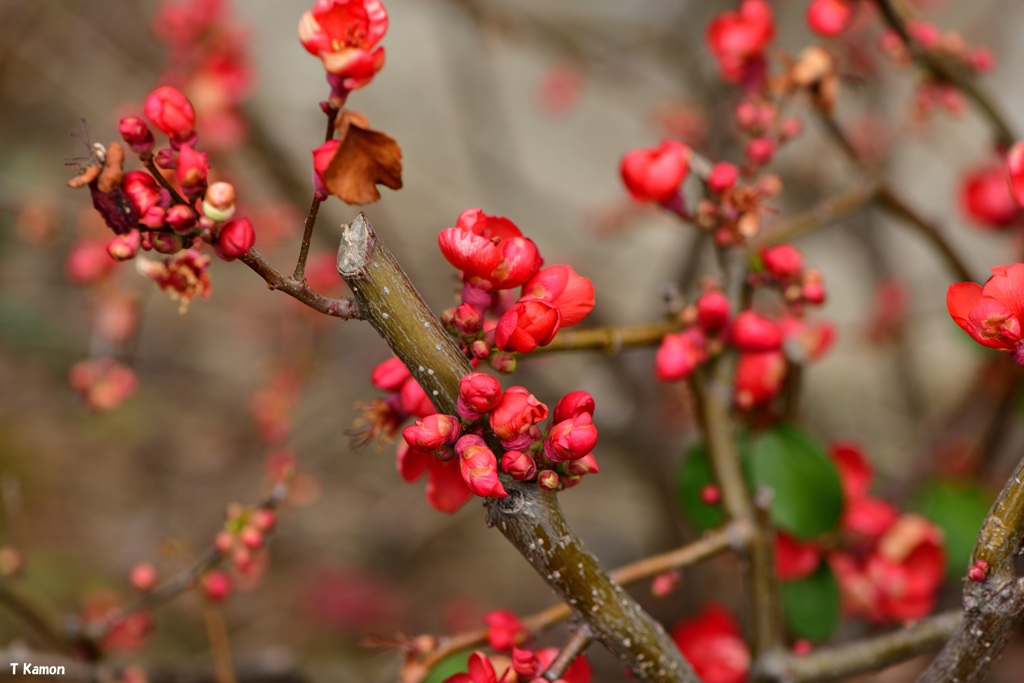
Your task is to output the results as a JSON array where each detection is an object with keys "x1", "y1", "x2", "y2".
[
  {"x1": 829, "y1": 442, "x2": 873, "y2": 501},
  {"x1": 312, "y1": 139, "x2": 341, "y2": 197},
  {"x1": 484, "y1": 610, "x2": 527, "y2": 651},
  {"x1": 298, "y1": 0, "x2": 388, "y2": 92},
  {"x1": 397, "y1": 441, "x2": 473, "y2": 513},
  {"x1": 455, "y1": 435, "x2": 508, "y2": 499},
  {"x1": 372, "y1": 356, "x2": 411, "y2": 391},
  {"x1": 620, "y1": 140, "x2": 690, "y2": 202},
  {"x1": 122, "y1": 170, "x2": 163, "y2": 216},
  {"x1": 806, "y1": 0, "x2": 854, "y2": 37},
  {"x1": 443, "y1": 650, "x2": 503, "y2": 683},
  {"x1": 696, "y1": 290, "x2": 731, "y2": 332},
  {"x1": 947, "y1": 264, "x2": 1024, "y2": 364},
  {"x1": 706, "y1": 0, "x2": 775, "y2": 83},
  {"x1": 729, "y1": 311, "x2": 782, "y2": 351},
  {"x1": 535, "y1": 648, "x2": 592, "y2": 683},
  {"x1": 494, "y1": 299, "x2": 561, "y2": 353},
  {"x1": 671, "y1": 604, "x2": 750, "y2": 683},
  {"x1": 521, "y1": 264, "x2": 595, "y2": 327},
  {"x1": 775, "y1": 531, "x2": 821, "y2": 581},
  {"x1": 144, "y1": 86, "x2": 196, "y2": 145},
  {"x1": 960, "y1": 163, "x2": 1019, "y2": 229},
  {"x1": 438, "y1": 209, "x2": 541, "y2": 291}
]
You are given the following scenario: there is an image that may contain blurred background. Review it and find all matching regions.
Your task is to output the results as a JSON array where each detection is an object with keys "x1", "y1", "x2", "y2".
[{"x1": 3, "y1": 0, "x2": 1024, "y2": 680}]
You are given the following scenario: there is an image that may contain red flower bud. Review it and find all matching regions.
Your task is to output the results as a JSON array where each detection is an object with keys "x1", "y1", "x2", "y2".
[
  {"x1": 655, "y1": 329, "x2": 706, "y2": 382},
  {"x1": 400, "y1": 378, "x2": 435, "y2": 418},
  {"x1": 107, "y1": 230, "x2": 141, "y2": 261},
  {"x1": 175, "y1": 144, "x2": 209, "y2": 197},
  {"x1": 501, "y1": 450, "x2": 537, "y2": 481},
  {"x1": 521, "y1": 264, "x2": 595, "y2": 327},
  {"x1": 311, "y1": 139, "x2": 340, "y2": 198},
  {"x1": 1008, "y1": 142, "x2": 1024, "y2": 207},
  {"x1": 745, "y1": 137, "x2": 775, "y2": 166},
  {"x1": 458, "y1": 372, "x2": 503, "y2": 420},
  {"x1": 708, "y1": 162, "x2": 739, "y2": 193},
  {"x1": 843, "y1": 496, "x2": 899, "y2": 541},
  {"x1": 671, "y1": 604, "x2": 750, "y2": 683},
  {"x1": 730, "y1": 311, "x2": 782, "y2": 351},
  {"x1": 372, "y1": 357, "x2": 411, "y2": 392},
  {"x1": 651, "y1": 569, "x2": 681, "y2": 598},
  {"x1": 562, "y1": 453, "x2": 599, "y2": 476},
  {"x1": 215, "y1": 217, "x2": 255, "y2": 261},
  {"x1": 774, "y1": 531, "x2": 821, "y2": 581},
  {"x1": 807, "y1": 0, "x2": 853, "y2": 36},
  {"x1": 67, "y1": 239, "x2": 116, "y2": 285},
  {"x1": 706, "y1": 0, "x2": 775, "y2": 83},
  {"x1": 537, "y1": 469, "x2": 560, "y2": 490},
  {"x1": 144, "y1": 86, "x2": 196, "y2": 145},
  {"x1": 512, "y1": 647, "x2": 539, "y2": 678},
  {"x1": 495, "y1": 299, "x2": 561, "y2": 353},
  {"x1": 761, "y1": 244, "x2": 803, "y2": 280},
  {"x1": 489, "y1": 386, "x2": 548, "y2": 450},
  {"x1": 151, "y1": 231, "x2": 185, "y2": 255},
  {"x1": 119, "y1": 116, "x2": 154, "y2": 153},
  {"x1": 130, "y1": 562, "x2": 157, "y2": 592},
  {"x1": 552, "y1": 391, "x2": 595, "y2": 424},
  {"x1": 201, "y1": 570, "x2": 232, "y2": 602},
  {"x1": 967, "y1": 559, "x2": 989, "y2": 582},
  {"x1": 484, "y1": 610, "x2": 527, "y2": 651},
  {"x1": 166, "y1": 204, "x2": 198, "y2": 234},
  {"x1": 696, "y1": 290, "x2": 731, "y2": 332},
  {"x1": 700, "y1": 484, "x2": 721, "y2": 505},
  {"x1": 620, "y1": 140, "x2": 690, "y2": 202},
  {"x1": 489, "y1": 351, "x2": 517, "y2": 374},
  {"x1": 402, "y1": 414, "x2": 461, "y2": 451},
  {"x1": 451, "y1": 302, "x2": 482, "y2": 335},
  {"x1": 544, "y1": 413, "x2": 598, "y2": 463},
  {"x1": 960, "y1": 163, "x2": 1019, "y2": 229},
  {"x1": 123, "y1": 170, "x2": 163, "y2": 216},
  {"x1": 455, "y1": 435, "x2": 507, "y2": 498},
  {"x1": 734, "y1": 350, "x2": 786, "y2": 409}
]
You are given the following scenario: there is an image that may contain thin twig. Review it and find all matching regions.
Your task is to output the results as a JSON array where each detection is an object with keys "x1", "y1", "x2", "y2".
[
  {"x1": 536, "y1": 320, "x2": 681, "y2": 354},
  {"x1": 542, "y1": 627, "x2": 593, "y2": 682},
  {"x1": 292, "y1": 106, "x2": 340, "y2": 281},
  {"x1": 240, "y1": 248, "x2": 361, "y2": 319}
]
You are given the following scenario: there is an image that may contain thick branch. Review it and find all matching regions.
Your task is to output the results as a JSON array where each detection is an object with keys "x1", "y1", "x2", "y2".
[
  {"x1": 915, "y1": 452, "x2": 1024, "y2": 683},
  {"x1": 758, "y1": 610, "x2": 960, "y2": 683},
  {"x1": 335, "y1": 213, "x2": 698, "y2": 682}
]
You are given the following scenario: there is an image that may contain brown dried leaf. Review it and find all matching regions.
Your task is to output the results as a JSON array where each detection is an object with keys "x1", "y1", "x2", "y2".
[{"x1": 323, "y1": 117, "x2": 403, "y2": 205}]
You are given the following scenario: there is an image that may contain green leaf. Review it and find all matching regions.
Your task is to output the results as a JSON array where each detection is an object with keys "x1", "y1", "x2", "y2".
[
  {"x1": 675, "y1": 444, "x2": 726, "y2": 532},
  {"x1": 423, "y1": 649, "x2": 471, "y2": 683},
  {"x1": 914, "y1": 479, "x2": 992, "y2": 582},
  {"x1": 781, "y1": 563, "x2": 840, "y2": 642},
  {"x1": 748, "y1": 425, "x2": 843, "y2": 539}
]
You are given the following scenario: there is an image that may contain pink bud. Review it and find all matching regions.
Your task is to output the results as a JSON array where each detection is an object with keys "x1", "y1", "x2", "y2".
[
  {"x1": 761, "y1": 244, "x2": 803, "y2": 280},
  {"x1": 202, "y1": 181, "x2": 237, "y2": 222},
  {"x1": 700, "y1": 484, "x2": 721, "y2": 505},
  {"x1": 562, "y1": 453, "x2": 600, "y2": 476},
  {"x1": 708, "y1": 162, "x2": 739, "y2": 193},
  {"x1": 201, "y1": 570, "x2": 232, "y2": 602},
  {"x1": 806, "y1": 0, "x2": 854, "y2": 37},
  {"x1": 455, "y1": 435, "x2": 508, "y2": 498},
  {"x1": 251, "y1": 509, "x2": 277, "y2": 532},
  {"x1": 746, "y1": 137, "x2": 775, "y2": 166},
  {"x1": 119, "y1": 116, "x2": 154, "y2": 153},
  {"x1": 372, "y1": 357, "x2": 411, "y2": 392},
  {"x1": 458, "y1": 372, "x2": 503, "y2": 420},
  {"x1": 537, "y1": 470, "x2": 560, "y2": 490},
  {"x1": 501, "y1": 450, "x2": 537, "y2": 481},
  {"x1": 651, "y1": 569, "x2": 681, "y2": 598},
  {"x1": 66, "y1": 239, "x2": 116, "y2": 285},
  {"x1": 730, "y1": 311, "x2": 782, "y2": 351},
  {"x1": 215, "y1": 217, "x2": 255, "y2": 261},
  {"x1": 214, "y1": 531, "x2": 234, "y2": 554},
  {"x1": 144, "y1": 86, "x2": 196, "y2": 145},
  {"x1": 151, "y1": 231, "x2": 185, "y2": 255},
  {"x1": 166, "y1": 204, "x2": 198, "y2": 234},
  {"x1": 655, "y1": 329, "x2": 706, "y2": 382},
  {"x1": 544, "y1": 413, "x2": 598, "y2": 462},
  {"x1": 734, "y1": 350, "x2": 787, "y2": 409},
  {"x1": 489, "y1": 351, "x2": 517, "y2": 374},
  {"x1": 451, "y1": 302, "x2": 482, "y2": 335},
  {"x1": 552, "y1": 391, "x2": 595, "y2": 423},
  {"x1": 107, "y1": 230, "x2": 141, "y2": 261},
  {"x1": 175, "y1": 145, "x2": 209, "y2": 197},
  {"x1": 967, "y1": 559, "x2": 989, "y2": 582},
  {"x1": 239, "y1": 526, "x2": 264, "y2": 551},
  {"x1": 130, "y1": 562, "x2": 158, "y2": 592},
  {"x1": 696, "y1": 290, "x2": 731, "y2": 332},
  {"x1": 512, "y1": 648, "x2": 539, "y2": 678},
  {"x1": 403, "y1": 414, "x2": 462, "y2": 450}
]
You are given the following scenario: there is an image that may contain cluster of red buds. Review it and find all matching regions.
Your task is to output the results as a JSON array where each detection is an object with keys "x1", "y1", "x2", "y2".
[
  {"x1": 438, "y1": 209, "x2": 596, "y2": 365},
  {"x1": 441, "y1": 611, "x2": 591, "y2": 683},
  {"x1": 67, "y1": 85, "x2": 256, "y2": 312},
  {"x1": 400, "y1": 373, "x2": 600, "y2": 509},
  {"x1": 655, "y1": 243, "x2": 832, "y2": 410},
  {"x1": 214, "y1": 503, "x2": 277, "y2": 575}
]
